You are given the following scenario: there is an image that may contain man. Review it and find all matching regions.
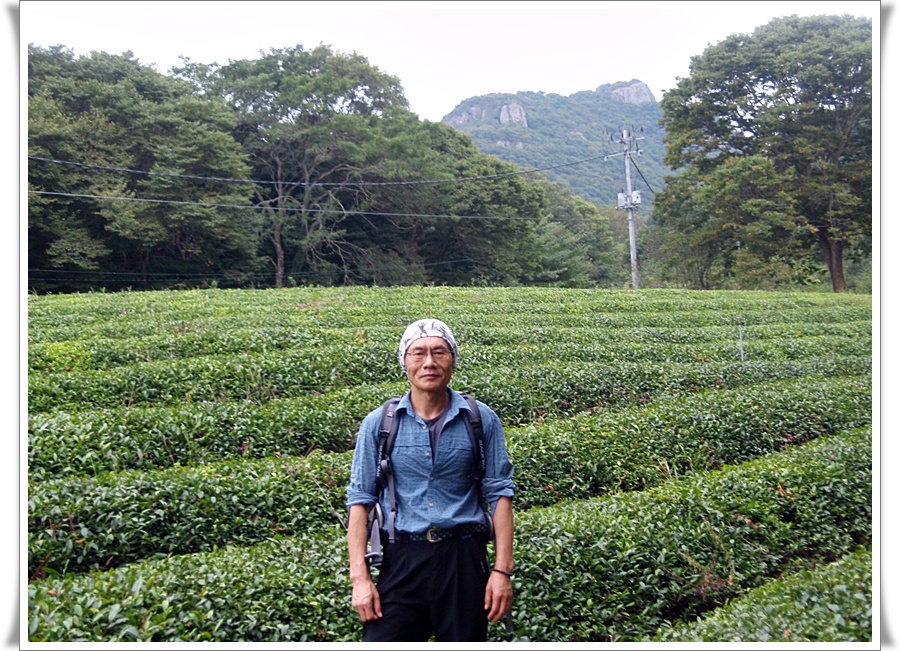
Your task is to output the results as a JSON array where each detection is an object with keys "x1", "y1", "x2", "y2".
[{"x1": 346, "y1": 318, "x2": 515, "y2": 642}]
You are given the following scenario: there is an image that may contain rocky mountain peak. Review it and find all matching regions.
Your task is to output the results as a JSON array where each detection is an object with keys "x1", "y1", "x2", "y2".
[
  {"x1": 597, "y1": 80, "x2": 656, "y2": 104},
  {"x1": 445, "y1": 100, "x2": 528, "y2": 128}
]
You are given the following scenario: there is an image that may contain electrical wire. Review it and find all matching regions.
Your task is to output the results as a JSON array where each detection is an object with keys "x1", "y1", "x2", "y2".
[
  {"x1": 28, "y1": 139, "x2": 648, "y2": 286},
  {"x1": 28, "y1": 190, "x2": 571, "y2": 222},
  {"x1": 27, "y1": 153, "x2": 610, "y2": 187},
  {"x1": 629, "y1": 157, "x2": 657, "y2": 196},
  {"x1": 28, "y1": 255, "x2": 495, "y2": 284}
]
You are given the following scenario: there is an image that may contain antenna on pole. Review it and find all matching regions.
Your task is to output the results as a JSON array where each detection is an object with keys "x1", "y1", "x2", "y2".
[{"x1": 604, "y1": 128, "x2": 643, "y2": 289}]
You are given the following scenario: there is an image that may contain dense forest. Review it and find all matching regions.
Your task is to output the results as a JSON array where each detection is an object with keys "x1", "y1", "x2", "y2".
[
  {"x1": 27, "y1": 43, "x2": 626, "y2": 293},
  {"x1": 27, "y1": 14, "x2": 873, "y2": 293}
]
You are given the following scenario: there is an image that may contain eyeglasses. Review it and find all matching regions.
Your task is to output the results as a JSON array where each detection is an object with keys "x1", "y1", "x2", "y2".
[{"x1": 405, "y1": 347, "x2": 452, "y2": 363}]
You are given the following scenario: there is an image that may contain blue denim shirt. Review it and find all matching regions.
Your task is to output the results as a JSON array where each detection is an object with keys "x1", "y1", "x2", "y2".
[{"x1": 346, "y1": 389, "x2": 515, "y2": 534}]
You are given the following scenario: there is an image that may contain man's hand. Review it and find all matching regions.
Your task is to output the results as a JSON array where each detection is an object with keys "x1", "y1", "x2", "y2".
[
  {"x1": 351, "y1": 576, "x2": 383, "y2": 622},
  {"x1": 484, "y1": 570, "x2": 513, "y2": 623}
]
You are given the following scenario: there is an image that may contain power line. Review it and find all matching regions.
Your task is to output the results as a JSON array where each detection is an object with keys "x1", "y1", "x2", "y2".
[
  {"x1": 629, "y1": 157, "x2": 656, "y2": 196},
  {"x1": 27, "y1": 154, "x2": 609, "y2": 188},
  {"x1": 28, "y1": 254, "x2": 496, "y2": 284},
  {"x1": 28, "y1": 189, "x2": 576, "y2": 222}
]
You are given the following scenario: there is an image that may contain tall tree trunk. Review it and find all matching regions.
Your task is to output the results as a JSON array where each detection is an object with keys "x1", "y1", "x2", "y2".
[
  {"x1": 265, "y1": 212, "x2": 285, "y2": 289},
  {"x1": 817, "y1": 230, "x2": 846, "y2": 292},
  {"x1": 271, "y1": 228, "x2": 285, "y2": 288}
]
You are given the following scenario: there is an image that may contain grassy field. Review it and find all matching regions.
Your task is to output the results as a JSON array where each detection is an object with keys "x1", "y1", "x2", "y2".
[{"x1": 26, "y1": 286, "x2": 874, "y2": 642}]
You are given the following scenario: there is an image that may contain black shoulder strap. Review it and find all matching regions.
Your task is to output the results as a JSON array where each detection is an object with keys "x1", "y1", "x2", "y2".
[
  {"x1": 374, "y1": 393, "x2": 489, "y2": 544},
  {"x1": 376, "y1": 396, "x2": 402, "y2": 491},
  {"x1": 461, "y1": 393, "x2": 485, "y2": 483},
  {"x1": 376, "y1": 396, "x2": 402, "y2": 543}
]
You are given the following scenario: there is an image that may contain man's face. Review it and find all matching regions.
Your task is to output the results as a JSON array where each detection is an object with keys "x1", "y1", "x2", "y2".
[{"x1": 404, "y1": 336, "x2": 454, "y2": 393}]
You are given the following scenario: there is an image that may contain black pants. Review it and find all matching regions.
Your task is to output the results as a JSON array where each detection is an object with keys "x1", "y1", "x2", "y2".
[{"x1": 362, "y1": 531, "x2": 491, "y2": 642}]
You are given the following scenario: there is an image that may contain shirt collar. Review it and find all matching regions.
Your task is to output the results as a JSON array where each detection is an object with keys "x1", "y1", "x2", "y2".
[{"x1": 397, "y1": 388, "x2": 468, "y2": 420}]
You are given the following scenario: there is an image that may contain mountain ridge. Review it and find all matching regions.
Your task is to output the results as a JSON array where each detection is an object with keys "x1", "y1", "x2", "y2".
[{"x1": 441, "y1": 80, "x2": 669, "y2": 209}]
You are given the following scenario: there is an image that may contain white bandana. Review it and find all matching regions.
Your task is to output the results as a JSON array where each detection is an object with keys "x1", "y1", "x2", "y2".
[{"x1": 398, "y1": 319, "x2": 458, "y2": 371}]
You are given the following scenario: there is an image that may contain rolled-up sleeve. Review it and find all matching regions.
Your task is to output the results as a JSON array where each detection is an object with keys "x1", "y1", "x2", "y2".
[
  {"x1": 346, "y1": 409, "x2": 382, "y2": 508},
  {"x1": 478, "y1": 402, "x2": 515, "y2": 508}
]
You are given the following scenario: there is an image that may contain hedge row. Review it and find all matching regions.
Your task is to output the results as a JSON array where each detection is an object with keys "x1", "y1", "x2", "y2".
[
  {"x1": 28, "y1": 343, "x2": 398, "y2": 413},
  {"x1": 29, "y1": 353, "x2": 870, "y2": 480},
  {"x1": 27, "y1": 284, "x2": 868, "y2": 317},
  {"x1": 28, "y1": 287, "x2": 870, "y2": 344},
  {"x1": 648, "y1": 546, "x2": 872, "y2": 642},
  {"x1": 498, "y1": 427, "x2": 872, "y2": 642},
  {"x1": 27, "y1": 428, "x2": 872, "y2": 642},
  {"x1": 28, "y1": 375, "x2": 871, "y2": 578},
  {"x1": 463, "y1": 334, "x2": 871, "y2": 366},
  {"x1": 507, "y1": 375, "x2": 871, "y2": 509},
  {"x1": 28, "y1": 450, "x2": 352, "y2": 580},
  {"x1": 28, "y1": 318, "x2": 870, "y2": 373},
  {"x1": 454, "y1": 356, "x2": 871, "y2": 425},
  {"x1": 28, "y1": 381, "x2": 407, "y2": 482},
  {"x1": 29, "y1": 326, "x2": 871, "y2": 414}
]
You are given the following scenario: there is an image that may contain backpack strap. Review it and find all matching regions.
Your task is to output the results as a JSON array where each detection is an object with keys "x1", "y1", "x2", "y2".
[
  {"x1": 376, "y1": 396, "x2": 402, "y2": 544},
  {"x1": 369, "y1": 392, "x2": 492, "y2": 562},
  {"x1": 461, "y1": 393, "x2": 493, "y2": 539},
  {"x1": 461, "y1": 394, "x2": 485, "y2": 484}
]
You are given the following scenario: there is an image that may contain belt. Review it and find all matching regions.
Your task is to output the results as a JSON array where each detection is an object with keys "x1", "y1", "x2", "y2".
[{"x1": 383, "y1": 522, "x2": 488, "y2": 543}]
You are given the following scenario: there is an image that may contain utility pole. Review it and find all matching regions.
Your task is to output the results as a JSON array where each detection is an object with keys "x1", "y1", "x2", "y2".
[{"x1": 605, "y1": 129, "x2": 643, "y2": 289}]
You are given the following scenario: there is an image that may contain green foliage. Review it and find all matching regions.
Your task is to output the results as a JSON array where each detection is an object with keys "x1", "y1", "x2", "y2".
[
  {"x1": 651, "y1": 155, "x2": 813, "y2": 289},
  {"x1": 650, "y1": 546, "x2": 872, "y2": 642},
  {"x1": 28, "y1": 382, "x2": 407, "y2": 480},
  {"x1": 501, "y1": 428, "x2": 871, "y2": 641},
  {"x1": 29, "y1": 31, "x2": 873, "y2": 292},
  {"x1": 507, "y1": 376, "x2": 871, "y2": 509},
  {"x1": 27, "y1": 375, "x2": 869, "y2": 577},
  {"x1": 443, "y1": 84, "x2": 668, "y2": 209},
  {"x1": 655, "y1": 15, "x2": 872, "y2": 292},
  {"x1": 28, "y1": 45, "x2": 260, "y2": 292},
  {"x1": 28, "y1": 451, "x2": 353, "y2": 579},
  {"x1": 27, "y1": 428, "x2": 871, "y2": 642},
  {"x1": 28, "y1": 530, "x2": 359, "y2": 642},
  {"x1": 25, "y1": 286, "x2": 874, "y2": 641}
]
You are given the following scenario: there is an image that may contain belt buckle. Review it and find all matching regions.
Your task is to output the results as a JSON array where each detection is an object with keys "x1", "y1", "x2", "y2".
[{"x1": 426, "y1": 527, "x2": 441, "y2": 543}]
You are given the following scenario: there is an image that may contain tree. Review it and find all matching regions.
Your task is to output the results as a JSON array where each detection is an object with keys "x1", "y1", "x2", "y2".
[
  {"x1": 28, "y1": 45, "x2": 258, "y2": 291},
  {"x1": 658, "y1": 14, "x2": 872, "y2": 291},
  {"x1": 652, "y1": 155, "x2": 814, "y2": 289},
  {"x1": 526, "y1": 178, "x2": 624, "y2": 287},
  {"x1": 408, "y1": 123, "x2": 547, "y2": 286},
  {"x1": 175, "y1": 45, "x2": 413, "y2": 287}
]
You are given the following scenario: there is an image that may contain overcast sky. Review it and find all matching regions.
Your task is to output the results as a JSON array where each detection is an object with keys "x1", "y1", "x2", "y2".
[
  {"x1": 20, "y1": 0, "x2": 881, "y2": 122},
  {"x1": 5, "y1": 1, "x2": 898, "y2": 642}
]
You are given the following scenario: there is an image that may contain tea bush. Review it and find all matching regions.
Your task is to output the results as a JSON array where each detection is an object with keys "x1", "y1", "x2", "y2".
[
  {"x1": 648, "y1": 546, "x2": 872, "y2": 642},
  {"x1": 28, "y1": 376, "x2": 870, "y2": 577},
  {"x1": 27, "y1": 428, "x2": 871, "y2": 642},
  {"x1": 25, "y1": 286, "x2": 873, "y2": 642}
]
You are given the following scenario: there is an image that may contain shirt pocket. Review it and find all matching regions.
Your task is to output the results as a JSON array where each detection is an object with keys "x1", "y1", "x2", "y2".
[
  {"x1": 390, "y1": 431, "x2": 432, "y2": 482},
  {"x1": 434, "y1": 424, "x2": 475, "y2": 489}
]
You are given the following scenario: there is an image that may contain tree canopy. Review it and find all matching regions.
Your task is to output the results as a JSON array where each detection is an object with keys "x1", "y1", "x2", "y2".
[
  {"x1": 28, "y1": 45, "x2": 260, "y2": 287},
  {"x1": 28, "y1": 17, "x2": 872, "y2": 294},
  {"x1": 28, "y1": 43, "x2": 624, "y2": 292},
  {"x1": 655, "y1": 14, "x2": 872, "y2": 291}
]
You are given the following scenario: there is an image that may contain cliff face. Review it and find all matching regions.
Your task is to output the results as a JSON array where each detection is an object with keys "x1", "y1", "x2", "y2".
[
  {"x1": 445, "y1": 100, "x2": 528, "y2": 128},
  {"x1": 600, "y1": 80, "x2": 656, "y2": 105},
  {"x1": 444, "y1": 80, "x2": 655, "y2": 130}
]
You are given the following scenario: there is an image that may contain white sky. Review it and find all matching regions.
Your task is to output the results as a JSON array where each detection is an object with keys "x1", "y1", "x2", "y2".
[
  {"x1": 6, "y1": 1, "x2": 897, "y2": 644},
  {"x1": 19, "y1": 0, "x2": 882, "y2": 122}
]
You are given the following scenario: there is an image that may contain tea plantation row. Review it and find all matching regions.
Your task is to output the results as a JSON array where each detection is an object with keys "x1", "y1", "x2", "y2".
[
  {"x1": 29, "y1": 319, "x2": 870, "y2": 373},
  {"x1": 30, "y1": 354, "x2": 869, "y2": 480},
  {"x1": 28, "y1": 375, "x2": 870, "y2": 577},
  {"x1": 26, "y1": 286, "x2": 873, "y2": 642},
  {"x1": 27, "y1": 428, "x2": 871, "y2": 642}
]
